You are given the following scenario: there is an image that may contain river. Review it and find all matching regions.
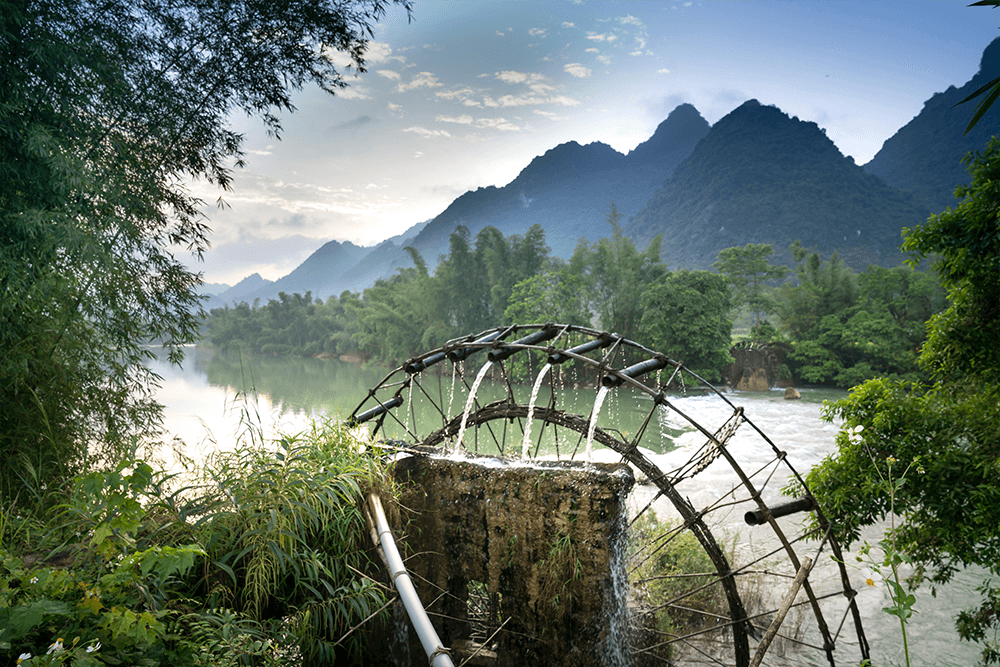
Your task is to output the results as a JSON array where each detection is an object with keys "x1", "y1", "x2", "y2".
[{"x1": 147, "y1": 347, "x2": 989, "y2": 667}]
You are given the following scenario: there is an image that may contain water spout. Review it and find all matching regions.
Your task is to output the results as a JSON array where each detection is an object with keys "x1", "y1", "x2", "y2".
[
  {"x1": 585, "y1": 385, "x2": 611, "y2": 462},
  {"x1": 454, "y1": 361, "x2": 493, "y2": 454},
  {"x1": 521, "y1": 363, "x2": 553, "y2": 458}
]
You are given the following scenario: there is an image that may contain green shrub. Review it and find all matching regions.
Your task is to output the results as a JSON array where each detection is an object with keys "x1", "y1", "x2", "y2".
[{"x1": 630, "y1": 511, "x2": 727, "y2": 638}]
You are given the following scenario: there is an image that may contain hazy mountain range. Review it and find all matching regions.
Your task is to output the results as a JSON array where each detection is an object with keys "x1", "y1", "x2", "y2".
[{"x1": 203, "y1": 38, "x2": 1000, "y2": 308}]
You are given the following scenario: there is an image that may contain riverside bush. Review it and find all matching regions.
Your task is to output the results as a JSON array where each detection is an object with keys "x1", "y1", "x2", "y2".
[{"x1": 0, "y1": 421, "x2": 392, "y2": 666}]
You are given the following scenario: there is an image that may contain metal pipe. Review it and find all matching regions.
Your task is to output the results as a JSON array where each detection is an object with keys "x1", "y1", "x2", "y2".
[
  {"x1": 447, "y1": 330, "x2": 506, "y2": 362},
  {"x1": 405, "y1": 351, "x2": 446, "y2": 374},
  {"x1": 346, "y1": 395, "x2": 403, "y2": 427},
  {"x1": 487, "y1": 326, "x2": 559, "y2": 362},
  {"x1": 368, "y1": 494, "x2": 455, "y2": 667},
  {"x1": 744, "y1": 497, "x2": 816, "y2": 526},
  {"x1": 547, "y1": 333, "x2": 618, "y2": 365},
  {"x1": 601, "y1": 356, "x2": 670, "y2": 388}
]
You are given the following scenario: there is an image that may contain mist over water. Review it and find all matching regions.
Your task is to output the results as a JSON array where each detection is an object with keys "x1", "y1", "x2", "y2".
[{"x1": 149, "y1": 349, "x2": 989, "y2": 666}]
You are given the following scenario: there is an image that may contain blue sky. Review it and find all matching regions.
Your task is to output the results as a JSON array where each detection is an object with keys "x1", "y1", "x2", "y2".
[{"x1": 192, "y1": 0, "x2": 999, "y2": 286}]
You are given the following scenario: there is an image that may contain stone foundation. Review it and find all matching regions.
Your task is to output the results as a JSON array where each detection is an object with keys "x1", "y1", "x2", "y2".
[{"x1": 370, "y1": 455, "x2": 634, "y2": 667}]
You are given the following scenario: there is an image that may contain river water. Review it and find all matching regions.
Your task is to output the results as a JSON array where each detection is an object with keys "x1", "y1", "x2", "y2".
[{"x1": 148, "y1": 347, "x2": 989, "y2": 666}]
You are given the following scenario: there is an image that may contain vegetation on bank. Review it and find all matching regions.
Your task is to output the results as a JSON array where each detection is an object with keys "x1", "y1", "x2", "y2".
[
  {"x1": 203, "y1": 214, "x2": 946, "y2": 389},
  {"x1": 801, "y1": 138, "x2": 1000, "y2": 666},
  {"x1": 1, "y1": 421, "x2": 394, "y2": 666}
]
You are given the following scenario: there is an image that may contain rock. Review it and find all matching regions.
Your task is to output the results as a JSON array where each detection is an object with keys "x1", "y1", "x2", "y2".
[
  {"x1": 784, "y1": 387, "x2": 801, "y2": 400},
  {"x1": 736, "y1": 368, "x2": 770, "y2": 392}
]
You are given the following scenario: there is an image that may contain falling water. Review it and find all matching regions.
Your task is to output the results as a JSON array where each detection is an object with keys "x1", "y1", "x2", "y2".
[
  {"x1": 585, "y1": 385, "x2": 611, "y2": 462},
  {"x1": 600, "y1": 496, "x2": 631, "y2": 667},
  {"x1": 454, "y1": 361, "x2": 493, "y2": 454},
  {"x1": 446, "y1": 362, "x2": 457, "y2": 419},
  {"x1": 521, "y1": 363, "x2": 553, "y2": 459}
]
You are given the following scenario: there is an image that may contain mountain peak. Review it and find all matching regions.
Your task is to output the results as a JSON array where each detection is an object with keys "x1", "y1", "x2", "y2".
[
  {"x1": 628, "y1": 103, "x2": 710, "y2": 163},
  {"x1": 864, "y1": 36, "x2": 1000, "y2": 212},
  {"x1": 979, "y1": 36, "x2": 1000, "y2": 79}
]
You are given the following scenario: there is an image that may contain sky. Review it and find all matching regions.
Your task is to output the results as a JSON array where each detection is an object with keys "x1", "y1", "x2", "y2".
[{"x1": 190, "y1": 0, "x2": 1000, "y2": 287}]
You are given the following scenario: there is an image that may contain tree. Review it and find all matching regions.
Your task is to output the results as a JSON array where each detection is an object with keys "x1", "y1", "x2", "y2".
[
  {"x1": 504, "y1": 269, "x2": 591, "y2": 326},
  {"x1": 571, "y1": 203, "x2": 665, "y2": 338},
  {"x1": 0, "y1": 0, "x2": 410, "y2": 498},
  {"x1": 638, "y1": 271, "x2": 733, "y2": 382},
  {"x1": 713, "y1": 243, "x2": 788, "y2": 328},
  {"x1": 804, "y1": 138, "x2": 1000, "y2": 665}
]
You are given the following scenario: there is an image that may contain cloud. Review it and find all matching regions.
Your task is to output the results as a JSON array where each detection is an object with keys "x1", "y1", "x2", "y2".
[
  {"x1": 657, "y1": 68, "x2": 672, "y2": 75},
  {"x1": 528, "y1": 27, "x2": 547, "y2": 38},
  {"x1": 436, "y1": 87, "x2": 476, "y2": 100},
  {"x1": 377, "y1": 69, "x2": 401, "y2": 80},
  {"x1": 562, "y1": 22, "x2": 575, "y2": 28},
  {"x1": 476, "y1": 117, "x2": 520, "y2": 131},
  {"x1": 595, "y1": 55, "x2": 612, "y2": 65},
  {"x1": 496, "y1": 70, "x2": 546, "y2": 85},
  {"x1": 564, "y1": 63, "x2": 592, "y2": 78},
  {"x1": 396, "y1": 71, "x2": 443, "y2": 92},
  {"x1": 617, "y1": 15, "x2": 644, "y2": 27},
  {"x1": 403, "y1": 126, "x2": 452, "y2": 138},
  {"x1": 364, "y1": 42, "x2": 402, "y2": 66},
  {"x1": 586, "y1": 32, "x2": 618, "y2": 42},
  {"x1": 387, "y1": 102, "x2": 403, "y2": 117},
  {"x1": 436, "y1": 114, "x2": 474, "y2": 125},
  {"x1": 496, "y1": 30, "x2": 505, "y2": 37},
  {"x1": 585, "y1": 47, "x2": 600, "y2": 54},
  {"x1": 336, "y1": 86, "x2": 371, "y2": 100},
  {"x1": 336, "y1": 115, "x2": 375, "y2": 129},
  {"x1": 533, "y1": 109, "x2": 568, "y2": 121},
  {"x1": 462, "y1": 99, "x2": 483, "y2": 107},
  {"x1": 482, "y1": 93, "x2": 580, "y2": 108}
]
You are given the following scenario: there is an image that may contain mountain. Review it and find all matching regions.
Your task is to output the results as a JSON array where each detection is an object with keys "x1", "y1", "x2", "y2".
[
  {"x1": 402, "y1": 103, "x2": 711, "y2": 263},
  {"x1": 239, "y1": 239, "x2": 368, "y2": 303},
  {"x1": 864, "y1": 37, "x2": 1000, "y2": 214},
  {"x1": 626, "y1": 99, "x2": 932, "y2": 271},
  {"x1": 216, "y1": 272, "x2": 273, "y2": 305}
]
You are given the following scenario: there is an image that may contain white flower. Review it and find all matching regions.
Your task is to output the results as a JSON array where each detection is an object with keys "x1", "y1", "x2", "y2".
[
  {"x1": 17, "y1": 653, "x2": 31, "y2": 665},
  {"x1": 30, "y1": 576, "x2": 38, "y2": 584},
  {"x1": 86, "y1": 642, "x2": 101, "y2": 653},
  {"x1": 861, "y1": 567, "x2": 878, "y2": 588},
  {"x1": 46, "y1": 638, "x2": 64, "y2": 655},
  {"x1": 846, "y1": 424, "x2": 865, "y2": 445}
]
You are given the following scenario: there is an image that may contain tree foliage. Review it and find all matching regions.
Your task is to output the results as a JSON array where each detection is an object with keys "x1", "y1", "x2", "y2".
[
  {"x1": 0, "y1": 0, "x2": 408, "y2": 497},
  {"x1": 713, "y1": 243, "x2": 787, "y2": 326},
  {"x1": 805, "y1": 139, "x2": 1000, "y2": 664},
  {"x1": 774, "y1": 244, "x2": 944, "y2": 387},
  {"x1": 638, "y1": 270, "x2": 733, "y2": 382},
  {"x1": 569, "y1": 203, "x2": 665, "y2": 339}
]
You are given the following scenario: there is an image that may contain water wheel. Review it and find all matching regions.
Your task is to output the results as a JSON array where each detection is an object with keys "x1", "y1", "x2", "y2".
[{"x1": 348, "y1": 324, "x2": 869, "y2": 666}]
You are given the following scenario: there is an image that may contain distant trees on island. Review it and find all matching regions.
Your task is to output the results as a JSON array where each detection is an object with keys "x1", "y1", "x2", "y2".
[{"x1": 203, "y1": 204, "x2": 946, "y2": 388}]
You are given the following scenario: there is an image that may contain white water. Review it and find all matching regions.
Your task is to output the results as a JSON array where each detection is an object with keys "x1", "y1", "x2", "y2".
[
  {"x1": 521, "y1": 363, "x2": 552, "y2": 459},
  {"x1": 630, "y1": 389, "x2": 989, "y2": 667},
  {"x1": 454, "y1": 361, "x2": 493, "y2": 454},
  {"x1": 585, "y1": 385, "x2": 611, "y2": 462}
]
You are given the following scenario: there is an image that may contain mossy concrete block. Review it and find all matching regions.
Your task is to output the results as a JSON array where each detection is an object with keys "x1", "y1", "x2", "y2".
[{"x1": 385, "y1": 455, "x2": 634, "y2": 667}]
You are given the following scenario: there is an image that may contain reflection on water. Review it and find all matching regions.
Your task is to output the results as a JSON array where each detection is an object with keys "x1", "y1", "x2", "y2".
[{"x1": 148, "y1": 347, "x2": 989, "y2": 666}]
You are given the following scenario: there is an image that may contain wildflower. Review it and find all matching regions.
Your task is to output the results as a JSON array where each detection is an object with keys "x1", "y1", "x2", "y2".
[
  {"x1": 86, "y1": 642, "x2": 101, "y2": 653},
  {"x1": 30, "y1": 576, "x2": 38, "y2": 584},
  {"x1": 886, "y1": 456, "x2": 897, "y2": 466},
  {"x1": 17, "y1": 653, "x2": 31, "y2": 665},
  {"x1": 846, "y1": 424, "x2": 865, "y2": 445},
  {"x1": 46, "y1": 638, "x2": 65, "y2": 655},
  {"x1": 861, "y1": 567, "x2": 878, "y2": 588}
]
